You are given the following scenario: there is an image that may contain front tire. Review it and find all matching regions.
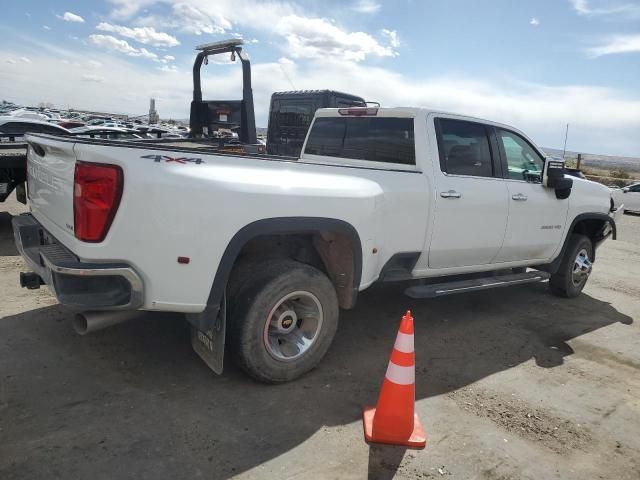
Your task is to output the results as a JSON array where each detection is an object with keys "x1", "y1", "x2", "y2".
[
  {"x1": 549, "y1": 234, "x2": 593, "y2": 298},
  {"x1": 229, "y1": 260, "x2": 339, "y2": 383}
]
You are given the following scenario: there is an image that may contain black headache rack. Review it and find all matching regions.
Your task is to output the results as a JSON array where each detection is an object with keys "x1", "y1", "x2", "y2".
[{"x1": 189, "y1": 39, "x2": 257, "y2": 145}]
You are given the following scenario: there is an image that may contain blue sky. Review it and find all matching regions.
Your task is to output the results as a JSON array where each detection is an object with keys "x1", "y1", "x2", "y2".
[{"x1": 1, "y1": 0, "x2": 640, "y2": 156}]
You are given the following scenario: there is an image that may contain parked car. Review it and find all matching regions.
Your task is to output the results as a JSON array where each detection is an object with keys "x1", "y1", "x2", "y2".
[
  {"x1": 58, "y1": 120, "x2": 86, "y2": 129},
  {"x1": 565, "y1": 167, "x2": 586, "y2": 179},
  {"x1": 1, "y1": 117, "x2": 70, "y2": 203},
  {"x1": 14, "y1": 107, "x2": 622, "y2": 383},
  {"x1": 0, "y1": 116, "x2": 71, "y2": 137},
  {"x1": 611, "y1": 182, "x2": 640, "y2": 213},
  {"x1": 68, "y1": 126, "x2": 143, "y2": 140}
]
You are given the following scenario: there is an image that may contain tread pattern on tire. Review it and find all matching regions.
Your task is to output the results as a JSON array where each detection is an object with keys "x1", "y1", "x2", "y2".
[
  {"x1": 549, "y1": 234, "x2": 593, "y2": 298},
  {"x1": 228, "y1": 259, "x2": 339, "y2": 383}
]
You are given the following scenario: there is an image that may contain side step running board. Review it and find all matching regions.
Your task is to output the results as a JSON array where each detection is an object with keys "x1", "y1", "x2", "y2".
[{"x1": 404, "y1": 271, "x2": 550, "y2": 299}]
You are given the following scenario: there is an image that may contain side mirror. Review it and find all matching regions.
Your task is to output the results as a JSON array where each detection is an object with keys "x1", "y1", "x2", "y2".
[
  {"x1": 543, "y1": 158, "x2": 573, "y2": 199},
  {"x1": 622, "y1": 187, "x2": 629, "y2": 193}
]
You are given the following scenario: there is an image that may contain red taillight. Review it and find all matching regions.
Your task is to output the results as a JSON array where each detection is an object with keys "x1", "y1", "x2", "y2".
[
  {"x1": 73, "y1": 161, "x2": 123, "y2": 242},
  {"x1": 338, "y1": 107, "x2": 378, "y2": 116}
]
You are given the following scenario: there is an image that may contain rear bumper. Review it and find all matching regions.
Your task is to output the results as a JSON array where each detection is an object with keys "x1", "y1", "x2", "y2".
[{"x1": 12, "y1": 214, "x2": 143, "y2": 310}]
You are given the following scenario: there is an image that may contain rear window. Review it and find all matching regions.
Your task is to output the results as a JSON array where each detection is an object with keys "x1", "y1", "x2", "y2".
[
  {"x1": 436, "y1": 118, "x2": 494, "y2": 178},
  {"x1": 305, "y1": 117, "x2": 415, "y2": 165}
]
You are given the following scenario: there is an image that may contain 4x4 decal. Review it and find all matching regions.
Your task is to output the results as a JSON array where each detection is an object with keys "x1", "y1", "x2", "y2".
[{"x1": 142, "y1": 154, "x2": 204, "y2": 165}]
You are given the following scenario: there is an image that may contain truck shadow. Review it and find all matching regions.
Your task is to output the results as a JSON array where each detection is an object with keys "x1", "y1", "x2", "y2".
[{"x1": 0, "y1": 282, "x2": 632, "y2": 479}]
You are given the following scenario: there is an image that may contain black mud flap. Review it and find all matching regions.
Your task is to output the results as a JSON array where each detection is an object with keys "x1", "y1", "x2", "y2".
[{"x1": 188, "y1": 294, "x2": 226, "y2": 375}]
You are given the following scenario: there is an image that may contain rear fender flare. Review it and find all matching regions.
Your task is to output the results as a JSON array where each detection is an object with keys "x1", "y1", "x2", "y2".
[{"x1": 186, "y1": 217, "x2": 362, "y2": 331}]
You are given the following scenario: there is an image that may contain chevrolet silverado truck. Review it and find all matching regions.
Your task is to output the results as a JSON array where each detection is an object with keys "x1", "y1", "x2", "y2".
[{"x1": 13, "y1": 106, "x2": 622, "y2": 383}]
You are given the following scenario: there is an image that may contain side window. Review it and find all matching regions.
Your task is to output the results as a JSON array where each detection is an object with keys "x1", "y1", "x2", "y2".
[
  {"x1": 305, "y1": 117, "x2": 415, "y2": 165},
  {"x1": 630, "y1": 184, "x2": 640, "y2": 193},
  {"x1": 0, "y1": 122, "x2": 27, "y2": 134},
  {"x1": 497, "y1": 129, "x2": 544, "y2": 183},
  {"x1": 436, "y1": 119, "x2": 494, "y2": 177}
]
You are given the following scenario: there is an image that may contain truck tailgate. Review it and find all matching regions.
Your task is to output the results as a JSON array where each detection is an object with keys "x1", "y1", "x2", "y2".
[{"x1": 25, "y1": 134, "x2": 76, "y2": 236}]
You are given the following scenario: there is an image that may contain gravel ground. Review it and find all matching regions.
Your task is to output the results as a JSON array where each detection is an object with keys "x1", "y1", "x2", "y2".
[{"x1": 1, "y1": 193, "x2": 639, "y2": 480}]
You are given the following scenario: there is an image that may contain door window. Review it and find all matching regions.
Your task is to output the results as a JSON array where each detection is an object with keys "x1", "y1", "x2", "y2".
[
  {"x1": 497, "y1": 129, "x2": 544, "y2": 183},
  {"x1": 435, "y1": 119, "x2": 494, "y2": 178}
]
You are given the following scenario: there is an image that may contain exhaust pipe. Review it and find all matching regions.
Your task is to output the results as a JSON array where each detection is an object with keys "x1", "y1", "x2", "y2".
[{"x1": 73, "y1": 310, "x2": 142, "y2": 335}]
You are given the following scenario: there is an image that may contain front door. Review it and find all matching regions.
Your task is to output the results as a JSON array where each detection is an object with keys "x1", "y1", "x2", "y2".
[
  {"x1": 428, "y1": 117, "x2": 509, "y2": 269},
  {"x1": 493, "y1": 128, "x2": 569, "y2": 262}
]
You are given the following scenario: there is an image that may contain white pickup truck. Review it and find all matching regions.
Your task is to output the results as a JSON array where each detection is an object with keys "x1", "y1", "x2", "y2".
[{"x1": 14, "y1": 106, "x2": 622, "y2": 383}]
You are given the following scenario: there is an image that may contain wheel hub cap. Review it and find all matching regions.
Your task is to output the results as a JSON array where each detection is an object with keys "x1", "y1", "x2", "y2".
[
  {"x1": 572, "y1": 248, "x2": 592, "y2": 285},
  {"x1": 263, "y1": 291, "x2": 323, "y2": 362}
]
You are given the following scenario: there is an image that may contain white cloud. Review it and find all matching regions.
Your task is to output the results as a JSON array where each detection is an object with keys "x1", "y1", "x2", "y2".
[
  {"x1": 88, "y1": 34, "x2": 159, "y2": 60},
  {"x1": 530, "y1": 18, "x2": 540, "y2": 26},
  {"x1": 381, "y1": 29, "x2": 400, "y2": 48},
  {"x1": 134, "y1": 3, "x2": 231, "y2": 35},
  {"x1": 588, "y1": 34, "x2": 640, "y2": 56},
  {"x1": 81, "y1": 74, "x2": 105, "y2": 83},
  {"x1": 96, "y1": 22, "x2": 180, "y2": 47},
  {"x1": 277, "y1": 15, "x2": 397, "y2": 61},
  {"x1": 43, "y1": 25, "x2": 51, "y2": 31},
  {"x1": 351, "y1": 0, "x2": 382, "y2": 14},
  {"x1": 6, "y1": 58, "x2": 17, "y2": 64},
  {"x1": 88, "y1": 60, "x2": 103, "y2": 68},
  {"x1": 110, "y1": 0, "x2": 396, "y2": 60},
  {"x1": 568, "y1": 0, "x2": 640, "y2": 17},
  {"x1": 20, "y1": 57, "x2": 32, "y2": 64},
  {"x1": 162, "y1": 55, "x2": 175, "y2": 63},
  {"x1": 59, "y1": 12, "x2": 85, "y2": 23},
  {"x1": 157, "y1": 65, "x2": 178, "y2": 73}
]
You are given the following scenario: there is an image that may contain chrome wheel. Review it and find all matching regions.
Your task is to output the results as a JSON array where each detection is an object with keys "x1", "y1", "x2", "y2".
[
  {"x1": 572, "y1": 248, "x2": 592, "y2": 286},
  {"x1": 263, "y1": 291, "x2": 323, "y2": 362}
]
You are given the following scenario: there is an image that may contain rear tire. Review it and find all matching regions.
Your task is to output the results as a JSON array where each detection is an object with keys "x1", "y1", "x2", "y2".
[
  {"x1": 549, "y1": 234, "x2": 593, "y2": 298},
  {"x1": 229, "y1": 259, "x2": 339, "y2": 383}
]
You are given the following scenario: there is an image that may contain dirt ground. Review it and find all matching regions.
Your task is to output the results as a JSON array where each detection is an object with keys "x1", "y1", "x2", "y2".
[{"x1": 1, "y1": 193, "x2": 639, "y2": 480}]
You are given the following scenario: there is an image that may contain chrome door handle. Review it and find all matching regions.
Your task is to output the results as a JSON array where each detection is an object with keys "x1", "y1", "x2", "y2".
[
  {"x1": 512, "y1": 193, "x2": 528, "y2": 201},
  {"x1": 440, "y1": 190, "x2": 461, "y2": 199}
]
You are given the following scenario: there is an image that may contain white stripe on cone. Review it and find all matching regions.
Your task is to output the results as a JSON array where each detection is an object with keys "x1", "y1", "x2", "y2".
[
  {"x1": 394, "y1": 332, "x2": 414, "y2": 353},
  {"x1": 385, "y1": 361, "x2": 415, "y2": 385}
]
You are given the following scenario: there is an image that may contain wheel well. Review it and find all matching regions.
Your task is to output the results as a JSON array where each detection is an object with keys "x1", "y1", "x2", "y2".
[
  {"x1": 571, "y1": 218, "x2": 608, "y2": 253},
  {"x1": 230, "y1": 230, "x2": 359, "y2": 309}
]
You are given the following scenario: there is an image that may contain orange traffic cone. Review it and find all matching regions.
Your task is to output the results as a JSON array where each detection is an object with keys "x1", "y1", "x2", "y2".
[{"x1": 363, "y1": 310, "x2": 426, "y2": 448}]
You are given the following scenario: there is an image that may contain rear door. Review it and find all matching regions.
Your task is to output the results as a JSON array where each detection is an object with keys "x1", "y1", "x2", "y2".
[
  {"x1": 427, "y1": 117, "x2": 509, "y2": 268},
  {"x1": 492, "y1": 128, "x2": 569, "y2": 262}
]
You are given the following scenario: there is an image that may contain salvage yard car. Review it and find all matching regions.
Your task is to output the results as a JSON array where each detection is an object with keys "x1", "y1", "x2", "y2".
[
  {"x1": 612, "y1": 182, "x2": 640, "y2": 213},
  {"x1": 13, "y1": 106, "x2": 623, "y2": 383}
]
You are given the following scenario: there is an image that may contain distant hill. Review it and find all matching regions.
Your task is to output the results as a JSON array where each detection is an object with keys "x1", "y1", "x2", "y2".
[{"x1": 543, "y1": 147, "x2": 640, "y2": 174}]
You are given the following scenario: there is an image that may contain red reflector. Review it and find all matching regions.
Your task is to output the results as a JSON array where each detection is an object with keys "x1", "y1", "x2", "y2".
[
  {"x1": 74, "y1": 161, "x2": 123, "y2": 243},
  {"x1": 177, "y1": 256, "x2": 190, "y2": 264},
  {"x1": 338, "y1": 107, "x2": 378, "y2": 116}
]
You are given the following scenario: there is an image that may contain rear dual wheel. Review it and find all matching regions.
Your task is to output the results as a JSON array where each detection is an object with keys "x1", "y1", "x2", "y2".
[{"x1": 228, "y1": 260, "x2": 339, "y2": 383}]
